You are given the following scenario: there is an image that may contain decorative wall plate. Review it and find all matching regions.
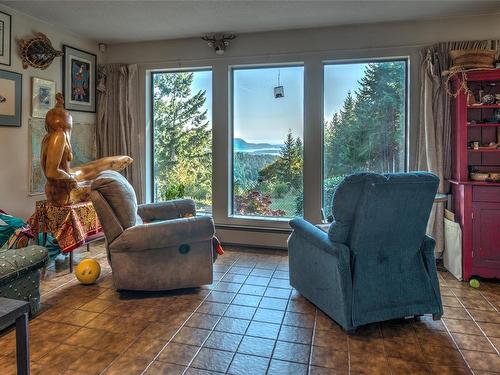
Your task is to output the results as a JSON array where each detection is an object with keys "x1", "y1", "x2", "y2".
[{"x1": 18, "y1": 32, "x2": 63, "y2": 70}]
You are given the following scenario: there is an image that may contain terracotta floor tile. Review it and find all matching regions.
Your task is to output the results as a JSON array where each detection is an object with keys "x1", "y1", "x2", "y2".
[
  {"x1": 268, "y1": 359, "x2": 308, "y2": 374},
  {"x1": 134, "y1": 321, "x2": 178, "y2": 341},
  {"x1": 313, "y1": 329, "x2": 348, "y2": 350},
  {"x1": 121, "y1": 335, "x2": 165, "y2": 360},
  {"x1": 427, "y1": 364, "x2": 472, "y2": 375},
  {"x1": 253, "y1": 308, "x2": 284, "y2": 324},
  {"x1": 191, "y1": 347, "x2": 234, "y2": 372},
  {"x1": 420, "y1": 345, "x2": 467, "y2": 367},
  {"x1": 349, "y1": 351, "x2": 391, "y2": 375},
  {"x1": 443, "y1": 318, "x2": 483, "y2": 335},
  {"x1": 259, "y1": 297, "x2": 288, "y2": 311},
  {"x1": 173, "y1": 326, "x2": 211, "y2": 346},
  {"x1": 462, "y1": 350, "x2": 500, "y2": 372},
  {"x1": 246, "y1": 321, "x2": 281, "y2": 340},
  {"x1": 452, "y1": 332, "x2": 496, "y2": 353},
  {"x1": 265, "y1": 287, "x2": 292, "y2": 300},
  {"x1": 224, "y1": 305, "x2": 256, "y2": 320},
  {"x1": 309, "y1": 365, "x2": 349, "y2": 374},
  {"x1": 232, "y1": 293, "x2": 262, "y2": 307},
  {"x1": 469, "y1": 309, "x2": 500, "y2": 324},
  {"x1": 214, "y1": 317, "x2": 250, "y2": 335},
  {"x1": 383, "y1": 338, "x2": 426, "y2": 362},
  {"x1": 197, "y1": 301, "x2": 229, "y2": 316},
  {"x1": 67, "y1": 349, "x2": 116, "y2": 375},
  {"x1": 443, "y1": 306, "x2": 471, "y2": 320},
  {"x1": 461, "y1": 297, "x2": 496, "y2": 311},
  {"x1": 278, "y1": 325, "x2": 312, "y2": 344},
  {"x1": 214, "y1": 282, "x2": 242, "y2": 293},
  {"x1": 185, "y1": 312, "x2": 221, "y2": 330},
  {"x1": 237, "y1": 335, "x2": 275, "y2": 357},
  {"x1": 79, "y1": 298, "x2": 114, "y2": 313},
  {"x1": 283, "y1": 311, "x2": 315, "y2": 329},
  {"x1": 272, "y1": 340, "x2": 311, "y2": 363},
  {"x1": 102, "y1": 355, "x2": 150, "y2": 375},
  {"x1": 349, "y1": 335, "x2": 385, "y2": 354},
  {"x1": 204, "y1": 331, "x2": 243, "y2": 352},
  {"x1": 158, "y1": 342, "x2": 200, "y2": 366},
  {"x1": 37, "y1": 343, "x2": 87, "y2": 371},
  {"x1": 479, "y1": 322, "x2": 500, "y2": 338},
  {"x1": 387, "y1": 357, "x2": 429, "y2": 375},
  {"x1": 310, "y1": 346, "x2": 349, "y2": 370},
  {"x1": 228, "y1": 353, "x2": 270, "y2": 374},
  {"x1": 143, "y1": 361, "x2": 185, "y2": 375},
  {"x1": 3, "y1": 244, "x2": 500, "y2": 375}
]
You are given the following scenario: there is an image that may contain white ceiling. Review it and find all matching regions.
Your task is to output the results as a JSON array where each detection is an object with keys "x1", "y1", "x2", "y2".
[{"x1": 3, "y1": 0, "x2": 500, "y2": 44}]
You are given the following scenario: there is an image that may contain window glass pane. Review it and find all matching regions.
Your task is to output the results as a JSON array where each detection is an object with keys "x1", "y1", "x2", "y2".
[
  {"x1": 232, "y1": 66, "x2": 304, "y2": 218},
  {"x1": 323, "y1": 60, "x2": 407, "y2": 218},
  {"x1": 152, "y1": 70, "x2": 212, "y2": 214}
]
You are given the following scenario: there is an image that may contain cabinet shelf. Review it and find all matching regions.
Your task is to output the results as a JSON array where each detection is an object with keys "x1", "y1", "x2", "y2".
[
  {"x1": 468, "y1": 148, "x2": 500, "y2": 153},
  {"x1": 467, "y1": 123, "x2": 500, "y2": 127},
  {"x1": 468, "y1": 104, "x2": 500, "y2": 109},
  {"x1": 449, "y1": 179, "x2": 500, "y2": 187}
]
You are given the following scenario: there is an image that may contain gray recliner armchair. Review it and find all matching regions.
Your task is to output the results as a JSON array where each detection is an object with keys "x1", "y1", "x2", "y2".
[{"x1": 90, "y1": 170, "x2": 215, "y2": 291}]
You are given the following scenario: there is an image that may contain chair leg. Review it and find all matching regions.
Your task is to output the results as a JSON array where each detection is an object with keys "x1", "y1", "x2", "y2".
[{"x1": 432, "y1": 314, "x2": 442, "y2": 321}]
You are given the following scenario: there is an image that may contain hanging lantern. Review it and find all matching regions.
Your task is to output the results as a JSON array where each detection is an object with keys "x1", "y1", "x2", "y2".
[{"x1": 274, "y1": 70, "x2": 284, "y2": 98}]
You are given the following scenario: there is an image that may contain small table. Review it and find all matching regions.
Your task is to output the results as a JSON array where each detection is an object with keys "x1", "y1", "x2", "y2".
[
  {"x1": 29, "y1": 200, "x2": 103, "y2": 272},
  {"x1": 0, "y1": 298, "x2": 30, "y2": 375}
]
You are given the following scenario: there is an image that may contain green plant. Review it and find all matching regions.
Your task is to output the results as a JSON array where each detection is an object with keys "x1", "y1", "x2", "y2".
[{"x1": 163, "y1": 183, "x2": 185, "y2": 201}]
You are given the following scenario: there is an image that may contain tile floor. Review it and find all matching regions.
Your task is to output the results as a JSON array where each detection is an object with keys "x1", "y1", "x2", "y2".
[{"x1": 0, "y1": 241, "x2": 499, "y2": 374}]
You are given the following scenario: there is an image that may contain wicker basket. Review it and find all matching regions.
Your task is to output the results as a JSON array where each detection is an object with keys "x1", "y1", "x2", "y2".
[{"x1": 449, "y1": 49, "x2": 496, "y2": 70}]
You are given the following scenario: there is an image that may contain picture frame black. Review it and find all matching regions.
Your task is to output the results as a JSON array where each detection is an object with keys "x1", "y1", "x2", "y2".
[
  {"x1": 0, "y1": 11, "x2": 11, "y2": 66},
  {"x1": 63, "y1": 44, "x2": 96, "y2": 112},
  {"x1": 0, "y1": 69, "x2": 22, "y2": 127}
]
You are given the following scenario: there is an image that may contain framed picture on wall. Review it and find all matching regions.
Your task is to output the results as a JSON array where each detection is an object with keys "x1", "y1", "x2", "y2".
[
  {"x1": 63, "y1": 45, "x2": 96, "y2": 112},
  {"x1": 32, "y1": 77, "x2": 55, "y2": 118},
  {"x1": 0, "y1": 11, "x2": 11, "y2": 66},
  {"x1": 0, "y1": 69, "x2": 21, "y2": 127}
]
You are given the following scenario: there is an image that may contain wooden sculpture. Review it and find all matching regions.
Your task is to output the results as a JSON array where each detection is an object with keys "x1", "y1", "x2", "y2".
[{"x1": 41, "y1": 93, "x2": 132, "y2": 206}]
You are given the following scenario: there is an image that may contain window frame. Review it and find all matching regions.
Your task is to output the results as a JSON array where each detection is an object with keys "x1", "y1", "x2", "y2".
[
  {"x1": 321, "y1": 57, "x2": 410, "y2": 213},
  {"x1": 229, "y1": 63, "x2": 305, "y2": 220},
  {"x1": 150, "y1": 67, "x2": 213, "y2": 207}
]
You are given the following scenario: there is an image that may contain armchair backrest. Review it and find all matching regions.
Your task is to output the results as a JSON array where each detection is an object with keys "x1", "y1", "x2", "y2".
[
  {"x1": 329, "y1": 172, "x2": 439, "y2": 325},
  {"x1": 90, "y1": 170, "x2": 140, "y2": 243}
]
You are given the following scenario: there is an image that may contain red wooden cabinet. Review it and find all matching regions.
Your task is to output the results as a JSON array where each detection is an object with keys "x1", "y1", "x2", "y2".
[{"x1": 450, "y1": 70, "x2": 500, "y2": 281}]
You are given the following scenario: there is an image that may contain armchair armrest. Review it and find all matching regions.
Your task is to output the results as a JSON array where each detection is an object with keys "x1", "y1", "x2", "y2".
[
  {"x1": 137, "y1": 199, "x2": 196, "y2": 222},
  {"x1": 110, "y1": 215, "x2": 215, "y2": 252},
  {"x1": 289, "y1": 218, "x2": 349, "y2": 258}
]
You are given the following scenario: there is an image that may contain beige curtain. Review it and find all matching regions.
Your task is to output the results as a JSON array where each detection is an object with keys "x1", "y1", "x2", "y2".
[
  {"x1": 97, "y1": 64, "x2": 144, "y2": 203},
  {"x1": 416, "y1": 40, "x2": 499, "y2": 255}
]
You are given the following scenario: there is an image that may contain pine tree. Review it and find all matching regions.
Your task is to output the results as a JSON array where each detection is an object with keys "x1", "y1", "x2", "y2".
[{"x1": 153, "y1": 72, "x2": 211, "y2": 204}]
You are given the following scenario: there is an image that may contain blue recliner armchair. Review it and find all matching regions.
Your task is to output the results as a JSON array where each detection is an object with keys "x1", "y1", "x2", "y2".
[{"x1": 288, "y1": 172, "x2": 443, "y2": 331}]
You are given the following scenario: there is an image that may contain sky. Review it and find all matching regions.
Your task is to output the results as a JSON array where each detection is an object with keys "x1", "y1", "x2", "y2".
[{"x1": 188, "y1": 63, "x2": 366, "y2": 144}]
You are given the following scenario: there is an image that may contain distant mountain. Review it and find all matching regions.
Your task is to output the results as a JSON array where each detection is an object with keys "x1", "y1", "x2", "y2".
[{"x1": 234, "y1": 138, "x2": 282, "y2": 155}]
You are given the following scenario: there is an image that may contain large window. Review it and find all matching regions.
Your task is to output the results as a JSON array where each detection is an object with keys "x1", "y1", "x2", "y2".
[
  {"x1": 323, "y1": 60, "x2": 407, "y2": 217},
  {"x1": 232, "y1": 66, "x2": 304, "y2": 218},
  {"x1": 152, "y1": 69, "x2": 212, "y2": 214}
]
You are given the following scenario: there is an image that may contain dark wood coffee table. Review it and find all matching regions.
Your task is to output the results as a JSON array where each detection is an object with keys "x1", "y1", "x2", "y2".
[{"x1": 0, "y1": 298, "x2": 30, "y2": 375}]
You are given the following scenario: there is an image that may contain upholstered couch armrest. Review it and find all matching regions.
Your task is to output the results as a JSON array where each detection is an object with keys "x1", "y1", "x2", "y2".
[
  {"x1": 420, "y1": 235, "x2": 436, "y2": 258},
  {"x1": 110, "y1": 215, "x2": 215, "y2": 252},
  {"x1": 137, "y1": 199, "x2": 196, "y2": 222},
  {"x1": 289, "y1": 218, "x2": 348, "y2": 257}
]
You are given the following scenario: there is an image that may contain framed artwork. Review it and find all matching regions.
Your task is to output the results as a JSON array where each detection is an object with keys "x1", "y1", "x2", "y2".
[
  {"x1": 63, "y1": 45, "x2": 96, "y2": 112},
  {"x1": 32, "y1": 77, "x2": 55, "y2": 118},
  {"x1": 0, "y1": 69, "x2": 21, "y2": 127},
  {"x1": 0, "y1": 11, "x2": 11, "y2": 66}
]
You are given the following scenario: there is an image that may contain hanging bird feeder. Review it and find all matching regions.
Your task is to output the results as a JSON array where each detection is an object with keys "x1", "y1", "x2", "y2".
[{"x1": 274, "y1": 70, "x2": 284, "y2": 98}]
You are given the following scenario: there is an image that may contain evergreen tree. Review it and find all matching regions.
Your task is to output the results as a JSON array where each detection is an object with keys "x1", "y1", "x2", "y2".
[{"x1": 153, "y1": 72, "x2": 211, "y2": 205}]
